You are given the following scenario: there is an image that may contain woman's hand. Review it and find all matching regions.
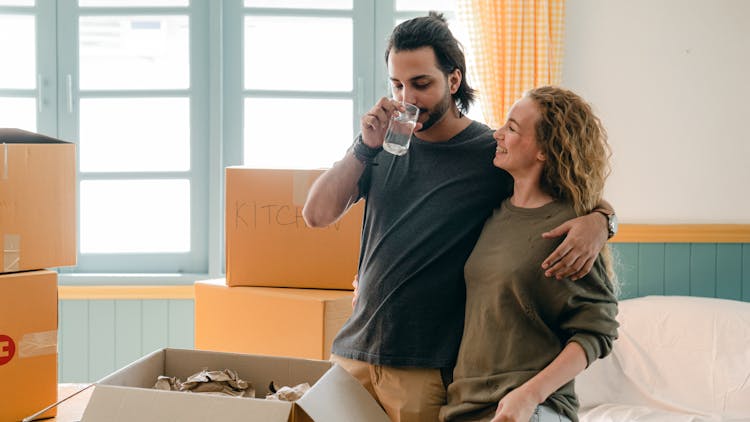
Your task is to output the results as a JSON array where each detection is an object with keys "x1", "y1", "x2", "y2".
[
  {"x1": 490, "y1": 387, "x2": 538, "y2": 422},
  {"x1": 541, "y1": 212, "x2": 608, "y2": 280}
]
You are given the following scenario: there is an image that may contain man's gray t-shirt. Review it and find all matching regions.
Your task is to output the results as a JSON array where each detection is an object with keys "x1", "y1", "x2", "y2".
[{"x1": 331, "y1": 121, "x2": 513, "y2": 368}]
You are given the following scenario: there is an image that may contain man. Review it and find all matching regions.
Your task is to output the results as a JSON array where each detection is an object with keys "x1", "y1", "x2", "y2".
[{"x1": 303, "y1": 12, "x2": 615, "y2": 422}]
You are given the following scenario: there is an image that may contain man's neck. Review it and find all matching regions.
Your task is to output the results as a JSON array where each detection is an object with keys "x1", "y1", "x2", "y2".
[{"x1": 416, "y1": 108, "x2": 472, "y2": 143}]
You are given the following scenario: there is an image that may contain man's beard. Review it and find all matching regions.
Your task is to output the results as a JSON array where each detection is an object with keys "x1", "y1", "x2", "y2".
[{"x1": 416, "y1": 87, "x2": 454, "y2": 132}]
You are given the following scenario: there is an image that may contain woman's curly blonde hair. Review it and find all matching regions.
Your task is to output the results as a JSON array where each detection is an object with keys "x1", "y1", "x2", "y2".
[
  {"x1": 526, "y1": 86, "x2": 617, "y2": 289},
  {"x1": 526, "y1": 86, "x2": 611, "y2": 216}
]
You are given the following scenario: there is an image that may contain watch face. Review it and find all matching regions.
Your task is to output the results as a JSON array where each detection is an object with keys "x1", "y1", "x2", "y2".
[{"x1": 609, "y1": 214, "x2": 618, "y2": 234}]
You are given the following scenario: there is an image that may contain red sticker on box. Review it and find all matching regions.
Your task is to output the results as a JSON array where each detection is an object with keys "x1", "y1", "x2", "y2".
[{"x1": 0, "y1": 334, "x2": 16, "y2": 365}]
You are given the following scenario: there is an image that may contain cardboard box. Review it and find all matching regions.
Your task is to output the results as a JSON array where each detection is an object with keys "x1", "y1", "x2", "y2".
[
  {"x1": 194, "y1": 279, "x2": 352, "y2": 360},
  {"x1": 0, "y1": 128, "x2": 76, "y2": 273},
  {"x1": 225, "y1": 167, "x2": 363, "y2": 290},
  {"x1": 0, "y1": 270, "x2": 58, "y2": 421},
  {"x1": 80, "y1": 348, "x2": 389, "y2": 422}
]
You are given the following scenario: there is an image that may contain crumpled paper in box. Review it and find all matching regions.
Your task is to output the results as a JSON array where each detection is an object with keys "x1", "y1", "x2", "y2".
[
  {"x1": 154, "y1": 368, "x2": 254, "y2": 398},
  {"x1": 266, "y1": 382, "x2": 311, "y2": 401}
]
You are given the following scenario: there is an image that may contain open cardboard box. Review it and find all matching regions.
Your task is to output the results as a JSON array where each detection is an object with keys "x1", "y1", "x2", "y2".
[{"x1": 81, "y1": 348, "x2": 390, "y2": 422}]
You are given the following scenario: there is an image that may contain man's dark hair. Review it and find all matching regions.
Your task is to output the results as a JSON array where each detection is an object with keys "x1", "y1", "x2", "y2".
[{"x1": 385, "y1": 11, "x2": 476, "y2": 114}]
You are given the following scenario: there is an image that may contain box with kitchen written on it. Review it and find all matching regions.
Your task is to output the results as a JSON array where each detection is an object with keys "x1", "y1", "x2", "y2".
[
  {"x1": 225, "y1": 167, "x2": 364, "y2": 290},
  {"x1": 80, "y1": 348, "x2": 390, "y2": 422},
  {"x1": 0, "y1": 270, "x2": 58, "y2": 421},
  {"x1": 194, "y1": 279, "x2": 353, "y2": 360},
  {"x1": 0, "y1": 128, "x2": 76, "y2": 273}
]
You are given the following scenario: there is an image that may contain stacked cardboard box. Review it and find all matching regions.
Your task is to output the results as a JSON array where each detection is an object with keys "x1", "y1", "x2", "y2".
[
  {"x1": 0, "y1": 128, "x2": 76, "y2": 421},
  {"x1": 195, "y1": 168, "x2": 364, "y2": 360}
]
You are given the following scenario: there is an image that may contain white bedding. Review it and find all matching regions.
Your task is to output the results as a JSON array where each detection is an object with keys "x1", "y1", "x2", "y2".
[{"x1": 576, "y1": 296, "x2": 750, "y2": 422}]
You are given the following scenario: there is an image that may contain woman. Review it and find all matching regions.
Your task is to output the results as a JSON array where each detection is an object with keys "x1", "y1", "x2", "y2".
[{"x1": 440, "y1": 86, "x2": 619, "y2": 422}]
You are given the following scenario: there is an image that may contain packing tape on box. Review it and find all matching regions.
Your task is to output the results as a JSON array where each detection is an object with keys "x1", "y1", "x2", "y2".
[
  {"x1": 19, "y1": 330, "x2": 57, "y2": 358},
  {"x1": 292, "y1": 171, "x2": 313, "y2": 207},
  {"x1": 3, "y1": 234, "x2": 21, "y2": 272}
]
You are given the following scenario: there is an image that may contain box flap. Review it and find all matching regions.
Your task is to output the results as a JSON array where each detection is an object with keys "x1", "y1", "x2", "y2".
[
  {"x1": 0, "y1": 128, "x2": 70, "y2": 144},
  {"x1": 81, "y1": 385, "x2": 294, "y2": 422},
  {"x1": 296, "y1": 364, "x2": 391, "y2": 422}
]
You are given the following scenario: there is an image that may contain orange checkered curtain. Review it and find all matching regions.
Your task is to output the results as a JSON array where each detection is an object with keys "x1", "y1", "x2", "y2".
[{"x1": 457, "y1": 0, "x2": 565, "y2": 128}]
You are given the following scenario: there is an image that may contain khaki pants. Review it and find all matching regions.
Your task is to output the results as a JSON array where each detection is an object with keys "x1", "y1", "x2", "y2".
[{"x1": 330, "y1": 354, "x2": 447, "y2": 422}]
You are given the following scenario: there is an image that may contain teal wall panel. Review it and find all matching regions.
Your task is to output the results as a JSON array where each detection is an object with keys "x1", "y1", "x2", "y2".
[
  {"x1": 60, "y1": 300, "x2": 89, "y2": 382},
  {"x1": 610, "y1": 243, "x2": 749, "y2": 300},
  {"x1": 168, "y1": 300, "x2": 195, "y2": 349},
  {"x1": 637, "y1": 244, "x2": 665, "y2": 296},
  {"x1": 664, "y1": 244, "x2": 690, "y2": 296},
  {"x1": 602, "y1": 242, "x2": 750, "y2": 300},
  {"x1": 115, "y1": 300, "x2": 143, "y2": 369},
  {"x1": 716, "y1": 244, "x2": 742, "y2": 301},
  {"x1": 743, "y1": 244, "x2": 750, "y2": 302},
  {"x1": 59, "y1": 299, "x2": 195, "y2": 383},
  {"x1": 88, "y1": 300, "x2": 116, "y2": 381},
  {"x1": 142, "y1": 300, "x2": 169, "y2": 356},
  {"x1": 690, "y1": 244, "x2": 717, "y2": 297}
]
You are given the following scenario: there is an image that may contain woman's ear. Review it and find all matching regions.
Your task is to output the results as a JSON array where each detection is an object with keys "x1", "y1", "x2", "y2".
[
  {"x1": 449, "y1": 69, "x2": 461, "y2": 94},
  {"x1": 536, "y1": 151, "x2": 547, "y2": 162}
]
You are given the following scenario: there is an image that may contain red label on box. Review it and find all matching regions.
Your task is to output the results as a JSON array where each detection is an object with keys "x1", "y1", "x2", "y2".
[{"x1": 0, "y1": 334, "x2": 15, "y2": 365}]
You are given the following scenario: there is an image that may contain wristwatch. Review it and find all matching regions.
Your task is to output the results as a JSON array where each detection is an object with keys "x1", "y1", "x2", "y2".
[
  {"x1": 595, "y1": 209, "x2": 618, "y2": 239},
  {"x1": 351, "y1": 134, "x2": 382, "y2": 164}
]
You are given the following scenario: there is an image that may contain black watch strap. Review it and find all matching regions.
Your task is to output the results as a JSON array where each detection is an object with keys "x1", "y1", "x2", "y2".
[{"x1": 351, "y1": 135, "x2": 382, "y2": 165}]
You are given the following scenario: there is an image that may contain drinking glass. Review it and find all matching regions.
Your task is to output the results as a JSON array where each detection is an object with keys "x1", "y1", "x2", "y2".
[{"x1": 382, "y1": 102, "x2": 419, "y2": 156}]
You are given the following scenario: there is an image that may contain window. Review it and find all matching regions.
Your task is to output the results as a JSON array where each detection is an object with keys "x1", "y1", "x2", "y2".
[
  {"x1": 61, "y1": 0, "x2": 209, "y2": 273},
  {"x1": 0, "y1": 0, "x2": 476, "y2": 280}
]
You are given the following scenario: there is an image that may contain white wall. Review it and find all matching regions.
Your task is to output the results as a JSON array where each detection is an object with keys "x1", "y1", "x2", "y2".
[{"x1": 562, "y1": 0, "x2": 750, "y2": 223}]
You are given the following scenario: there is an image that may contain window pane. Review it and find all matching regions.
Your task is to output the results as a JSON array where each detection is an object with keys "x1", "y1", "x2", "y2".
[
  {"x1": 80, "y1": 179, "x2": 190, "y2": 253},
  {"x1": 396, "y1": 0, "x2": 455, "y2": 11},
  {"x1": 244, "y1": 97, "x2": 352, "y2": 169},
  {"x1": 0, "y1": 0, "x2": 34, "y2": 5},
  {"x1": 79, "y1": 0, "x2": 187, "y2": 6},
  {"x1": 244, "y1": 0, "x2": 351, "y2": 9},
  {"x1": 245, "y1": 16, "x2": 351, "y2": 91},
  {"x1": 79, "y1": 98, "x2": 190, "y2": 172},
  {"x1": 79, "y1": 16, "x2": 189, "y2": 90},
  {"x1": 0, "y1": 15, "x2": 35, "y2": 89},
  {"x1": 0, "y1": 97, "x2": 36, "y2": 131}
]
